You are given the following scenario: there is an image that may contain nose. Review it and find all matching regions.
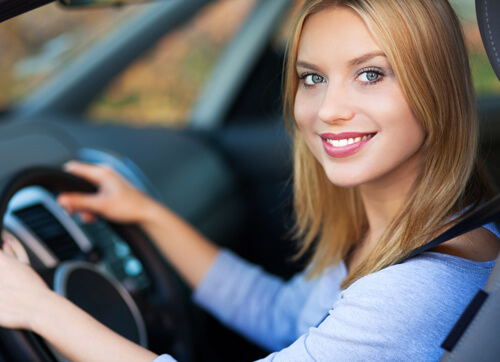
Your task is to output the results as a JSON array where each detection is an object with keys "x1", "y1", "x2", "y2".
[{"x1": 318, "y1": 83, "x2": 355, "y2": 124}]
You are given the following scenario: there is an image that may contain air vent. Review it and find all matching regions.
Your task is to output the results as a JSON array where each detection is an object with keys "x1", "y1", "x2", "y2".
[{"x1": 14, "y1": 204, "x2": 81, "y2": 261}]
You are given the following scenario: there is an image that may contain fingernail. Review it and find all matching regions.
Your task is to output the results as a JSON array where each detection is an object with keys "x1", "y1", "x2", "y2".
[
  {"x1": 3, "y1": 238, "x2": 12, "y2": 248},
  {"x1": 57, "y1": 195, "x2": 69, "y2": 207}
]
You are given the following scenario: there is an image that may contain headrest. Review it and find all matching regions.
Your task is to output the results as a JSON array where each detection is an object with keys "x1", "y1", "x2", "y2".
[{"x1": 476, "y1": 0, "x2": 500, "y2": 80}]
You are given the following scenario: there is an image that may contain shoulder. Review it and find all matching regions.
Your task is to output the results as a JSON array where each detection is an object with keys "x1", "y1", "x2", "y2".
[
  {"x1": 324, "y1": 253, "x2": 494, "y2": 359},
  {"x1": 351, "y1": 224, "x2": 499, "y2": 304},
  {"x1": 339, "y1": 252, "x2": 494, "y2": 334},
  {"x1": 345, "y1": 251, "x2": 494, "y2": 302},
  {"x1": 432, "y1": 226, "x2": 499, "y2": 262}
]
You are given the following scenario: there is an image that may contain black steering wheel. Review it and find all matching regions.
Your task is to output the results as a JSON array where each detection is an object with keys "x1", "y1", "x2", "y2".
[{"x1": 0, "y1": 167, "x2": 193, "y2": 361}]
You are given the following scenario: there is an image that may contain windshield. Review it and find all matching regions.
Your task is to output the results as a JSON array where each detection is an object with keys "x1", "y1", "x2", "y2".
[{"x1": 0, "y1": 2, "x2": 137, "y2": 111}]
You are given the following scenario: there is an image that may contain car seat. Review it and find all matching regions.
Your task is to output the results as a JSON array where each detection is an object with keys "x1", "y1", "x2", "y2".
[{"x1": 439, "y1": 1, "x2": 500, "y2": 360}]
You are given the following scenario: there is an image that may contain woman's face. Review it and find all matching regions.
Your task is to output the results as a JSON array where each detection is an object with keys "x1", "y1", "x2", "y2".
[{"x1": 294, "y1": 7, "x2": 426, "y2": 190}]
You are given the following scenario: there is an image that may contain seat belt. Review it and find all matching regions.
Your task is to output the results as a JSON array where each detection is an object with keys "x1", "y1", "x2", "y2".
[
  {"x1": 402, "y1": 193, "x2": 500, "y2": 262},
  {"x1": 400, "y1": 194, "x2": 500, "y2": 355},
  {"x1": 316, "y1": 194, "x2": 500, "y2": 335}
]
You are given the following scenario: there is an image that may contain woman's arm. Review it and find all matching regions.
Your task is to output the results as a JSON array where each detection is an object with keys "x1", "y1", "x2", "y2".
[
  {"x1": 34, "y1": 290, "x2": 158, "y2": 362},
  {"x1": 0, "y1": 249, "x2": 159, "y2": 362},
  {"x1": 58, "y1": 161, "x2": 219, "y2": 288},
  {"x1": 58, "y1": 162, "x2": 315, "y2": 351},
  {"x1": 135, "y1": 196, "x2": 220, "y2": 288}
]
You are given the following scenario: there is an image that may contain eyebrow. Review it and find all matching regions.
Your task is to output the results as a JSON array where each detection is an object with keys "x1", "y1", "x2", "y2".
[
  {"x1": 295, "y1": 61, "x2": 320, "y2": 71},
  {"x1": 347, "y1": 51, "x2": 387, "y2": 67},
  {"x1": 296, "y1": 51, "x2": 387, "y2": 71}
]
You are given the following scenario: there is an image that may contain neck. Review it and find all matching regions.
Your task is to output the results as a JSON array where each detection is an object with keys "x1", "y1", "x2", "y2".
[
  {"x1": 359, "y1": 151, "x2": 423, "y2": 244},
  {"x1": 359, "y1": 183, "x2": 409, "y2": 242},
  {"x1": 346, "y1": 174, "x2": 416, "y2": 271}
]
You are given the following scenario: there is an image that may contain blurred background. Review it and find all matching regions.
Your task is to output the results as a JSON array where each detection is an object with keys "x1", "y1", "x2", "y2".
[{"x1": 0, "y1": 1, "x2": 499, "y2": 361}]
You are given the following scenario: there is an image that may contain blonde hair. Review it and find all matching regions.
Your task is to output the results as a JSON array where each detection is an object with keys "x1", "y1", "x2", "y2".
[{"x1": 283, "y1": 0, "x2": 495, "y2": 288}]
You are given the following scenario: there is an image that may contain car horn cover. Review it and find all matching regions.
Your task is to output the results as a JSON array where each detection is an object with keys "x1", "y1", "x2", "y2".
[{"x1": 52, "y1": 261, "x2": 147, "y2": 347}]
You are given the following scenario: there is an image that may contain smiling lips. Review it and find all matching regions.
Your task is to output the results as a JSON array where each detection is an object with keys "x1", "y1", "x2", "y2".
[{"x1": 321, "y1": 132, "x2": 375, "y2": 158}]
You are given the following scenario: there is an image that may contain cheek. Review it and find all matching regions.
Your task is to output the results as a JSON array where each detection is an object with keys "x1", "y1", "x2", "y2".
[
  {"x1": 378, "y1": 86, "x2": 423, "y2": 133},
  {"x1": 386, "y1": 98, "x2": 426, "y2": 154},
  {"x1": 393, "y1": 96, "x2": 423, "y2": 137},
  {"x1": 294, "y1": 91, "x2": 317, "y2": 131}
]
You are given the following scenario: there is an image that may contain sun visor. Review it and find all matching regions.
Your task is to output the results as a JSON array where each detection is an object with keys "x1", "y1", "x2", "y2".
[{"x1": 476, "y1": 0, "x2": 500, "y2": 81}]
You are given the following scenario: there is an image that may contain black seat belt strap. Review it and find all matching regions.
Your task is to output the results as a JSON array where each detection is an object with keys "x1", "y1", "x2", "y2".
[
  {"x1": 402, "y1": 193, "x2": 500, "y2": 262},
  {"x1": 441, "y1": 290, "x2": 489, "y2": 352},
  {"x1": 315, "y1": 194, "x2": 500, "y2": 329},
  {"x1": 402, "y1": 193, "x2": 500, "y2": 353}
]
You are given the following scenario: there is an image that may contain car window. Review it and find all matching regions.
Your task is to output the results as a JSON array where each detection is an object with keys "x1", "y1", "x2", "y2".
[
  {"x1": 87, "y1": 0, "x2": 258, "y2": 128},
  {"x1": 451, "y1": 0, "x2": 500, "y2": 96},
  {"x1": 0, "y1": 2, "x2": 135, "y2": 112},
  {"x1": 87, "y1": 0, "x2": 499, "y2": 129}
]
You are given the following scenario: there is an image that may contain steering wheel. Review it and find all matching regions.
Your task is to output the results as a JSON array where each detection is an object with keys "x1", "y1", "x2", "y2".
[{"x1": 0, "y1": 167, "x2": 193, "y2": 361}]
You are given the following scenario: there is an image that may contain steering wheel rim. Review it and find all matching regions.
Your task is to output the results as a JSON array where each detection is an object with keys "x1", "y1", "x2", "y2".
[{"x1": 0, "y1": 166, "x2": 193, "y2": 362}]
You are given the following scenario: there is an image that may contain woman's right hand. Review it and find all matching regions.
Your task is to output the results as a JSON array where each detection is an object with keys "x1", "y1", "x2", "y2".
[
  {"x1": 59, "y1": 161, "x2": 220, "y2": 289},
  {"x1": 57, "y1": 161, "x2": 155, "y2": 225}
]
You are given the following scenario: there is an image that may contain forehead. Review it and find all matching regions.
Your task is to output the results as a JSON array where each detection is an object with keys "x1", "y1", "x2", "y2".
[{"x1": 297, "y1": 7, "x2": 382, "y2": 64}]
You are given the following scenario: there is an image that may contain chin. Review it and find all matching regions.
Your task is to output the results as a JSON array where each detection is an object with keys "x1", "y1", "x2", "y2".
[{"x1": 324, "y1": 171, "x2": 367, "y2": 188}]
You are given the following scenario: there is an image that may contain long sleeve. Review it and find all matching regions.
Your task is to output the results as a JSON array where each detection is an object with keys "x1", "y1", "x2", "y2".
[
  {"x1": 193, "y1": 249, "x2": 322, "y2": 351},
  {"x1": 157, "y1": 252, "x2": 493, "y2": 361},
  {"x1": 257, "y1": 252, "x2": 494, "y2": 361}
]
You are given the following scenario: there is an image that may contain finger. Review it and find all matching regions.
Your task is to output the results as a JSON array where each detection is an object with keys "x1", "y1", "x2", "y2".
[
  {"x1": 1, "y1": 239, "x2": 17, "y2": 260},
  {"x1": 63, "y1": 161, "x2": 114, "y2": 186},
  {"x1": 79, "y1": 211, "x2": 97, "y2": 224},
  {"x1": 57, "y1": 193, "x2": 102, "y2": 214}
]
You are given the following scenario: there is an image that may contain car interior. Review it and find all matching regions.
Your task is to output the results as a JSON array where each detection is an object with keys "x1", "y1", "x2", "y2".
[{"x1": 0, "y1": 0, "x2": 498, "y2": 361}]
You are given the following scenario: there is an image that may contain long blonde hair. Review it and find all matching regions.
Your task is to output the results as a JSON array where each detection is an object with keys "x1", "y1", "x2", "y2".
[{"x1": 283, "y1": 0, "x2": 495, "y2": 288}]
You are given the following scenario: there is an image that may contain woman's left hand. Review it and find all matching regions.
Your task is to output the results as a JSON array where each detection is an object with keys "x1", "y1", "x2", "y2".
[
  {"x1": 0, "y1": 240, "x2": 52, "y2": 331},
  {"x1": 0, "y1": 238, "x2": 160, "y2": 361}
]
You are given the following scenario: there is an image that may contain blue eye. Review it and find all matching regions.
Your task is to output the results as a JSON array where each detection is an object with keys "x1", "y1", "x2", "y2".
[
  {"x1": 366, "y1": 72, "x2": 379, "y2": 81},
  {"x1": 303, "y1": 74, "x2": 325, "y2": 86},
  {"x1": 357, "y1": 69, "x2": 383, "y2": 83}
]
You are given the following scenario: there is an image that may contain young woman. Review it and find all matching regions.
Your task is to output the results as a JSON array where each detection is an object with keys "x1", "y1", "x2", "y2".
[{"x1": 0, "y1": 0, "x2": 498, "y2": 360}]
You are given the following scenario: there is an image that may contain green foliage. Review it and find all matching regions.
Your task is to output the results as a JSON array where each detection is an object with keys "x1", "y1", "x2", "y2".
[{"x1": 470, "y1": 52, "x2": 500, "y2": 96}]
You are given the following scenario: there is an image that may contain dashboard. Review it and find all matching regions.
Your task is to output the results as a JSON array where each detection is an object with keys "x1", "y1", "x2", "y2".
[
  {"x1": 3, "y1": 186, "x2": 152, "y2": 294},
  {"x1": 0, "y1": 158, "x2": 192, "y2": 360}
]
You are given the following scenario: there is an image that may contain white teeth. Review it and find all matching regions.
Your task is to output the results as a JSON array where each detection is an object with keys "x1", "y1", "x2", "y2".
[{"x1": 326, "y1": 134, "x2": 373, "y2": 148}]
